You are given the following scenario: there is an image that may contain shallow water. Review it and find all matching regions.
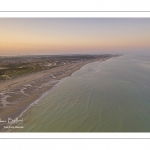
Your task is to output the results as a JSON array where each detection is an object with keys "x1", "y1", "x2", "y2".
[{"x1": 12, "y1": 54, "x2": 150, "y2": 132}]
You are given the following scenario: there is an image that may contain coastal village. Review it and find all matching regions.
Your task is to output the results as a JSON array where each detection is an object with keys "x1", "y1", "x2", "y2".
[{"x1": 0, "y1": 54, "x2": 115, "y2": 81}]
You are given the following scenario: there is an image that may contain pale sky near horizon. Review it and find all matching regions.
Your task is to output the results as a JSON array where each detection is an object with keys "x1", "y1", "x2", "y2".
[{"x1": 0, "y1": 18, "x2": 150, "y2": 55}]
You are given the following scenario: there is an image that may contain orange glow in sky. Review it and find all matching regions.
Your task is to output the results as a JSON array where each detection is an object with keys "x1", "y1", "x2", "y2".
[{"x1": 0, "y1": 18, "x2": 150, "y2": 55}]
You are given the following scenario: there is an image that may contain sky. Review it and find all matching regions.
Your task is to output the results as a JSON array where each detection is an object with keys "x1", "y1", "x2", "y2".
[{"x1": 0, "y1": 18, "x2": 150, "y2": 55}]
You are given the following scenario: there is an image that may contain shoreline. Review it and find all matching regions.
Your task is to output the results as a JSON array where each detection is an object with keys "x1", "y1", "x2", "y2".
[{"x1": 0, "y1": 58, "x2": 111, "y2": 131}]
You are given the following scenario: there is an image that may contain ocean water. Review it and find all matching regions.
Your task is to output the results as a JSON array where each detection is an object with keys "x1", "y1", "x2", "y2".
[{"x1": 12, "y1": 54, "x2": 150, "y2": 132}]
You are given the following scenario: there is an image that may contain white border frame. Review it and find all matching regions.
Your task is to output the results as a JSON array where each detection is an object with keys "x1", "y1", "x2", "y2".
[
  {"x1": 0, "y1": 12, "x2": 150, "y2": 138},
  {"x1": 0, "y1": 12, "x2": 150, "y2": 18}
]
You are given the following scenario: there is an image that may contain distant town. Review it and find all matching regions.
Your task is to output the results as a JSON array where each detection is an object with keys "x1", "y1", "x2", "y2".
[{"x1": 0, "y1": 54, "x2": 119, "y2": 81}]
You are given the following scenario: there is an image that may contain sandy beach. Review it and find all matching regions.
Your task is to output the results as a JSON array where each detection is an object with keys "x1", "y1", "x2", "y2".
[{"x1": 0, "y1": 58, "x2": 108, "y2": 131}]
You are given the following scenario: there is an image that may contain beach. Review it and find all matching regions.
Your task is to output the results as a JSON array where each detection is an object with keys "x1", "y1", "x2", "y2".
[
  {"x1": 0, "y1": 58, "x2": 109, "y2": 131},
  {"x1": 5, "y1": 54, "x2": 150, "y2": 132}
]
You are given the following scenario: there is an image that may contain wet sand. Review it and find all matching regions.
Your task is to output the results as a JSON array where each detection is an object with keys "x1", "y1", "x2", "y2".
[{"x1": 0, "y1": 58, "x2": 108, "y2": 131}]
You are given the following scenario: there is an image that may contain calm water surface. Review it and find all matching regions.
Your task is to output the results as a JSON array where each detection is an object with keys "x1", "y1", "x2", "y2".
[{"x1": 12, "y1": 54, "x2": 150, "y2": 132}]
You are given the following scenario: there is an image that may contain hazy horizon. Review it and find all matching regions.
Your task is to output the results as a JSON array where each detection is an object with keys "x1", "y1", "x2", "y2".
[{"x1": 0, "y1": 18, "x2": 150, "y2": 55}]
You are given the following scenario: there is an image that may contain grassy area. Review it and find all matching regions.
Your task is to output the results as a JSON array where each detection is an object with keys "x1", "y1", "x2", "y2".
[{"x1": 0, "y1": 62, "x2": 59, "y2": 81}]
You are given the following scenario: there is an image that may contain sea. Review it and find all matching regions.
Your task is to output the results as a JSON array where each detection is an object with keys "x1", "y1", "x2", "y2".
[{"x1": 11, "y1": 54, "x2": 150, "y2": 132}]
